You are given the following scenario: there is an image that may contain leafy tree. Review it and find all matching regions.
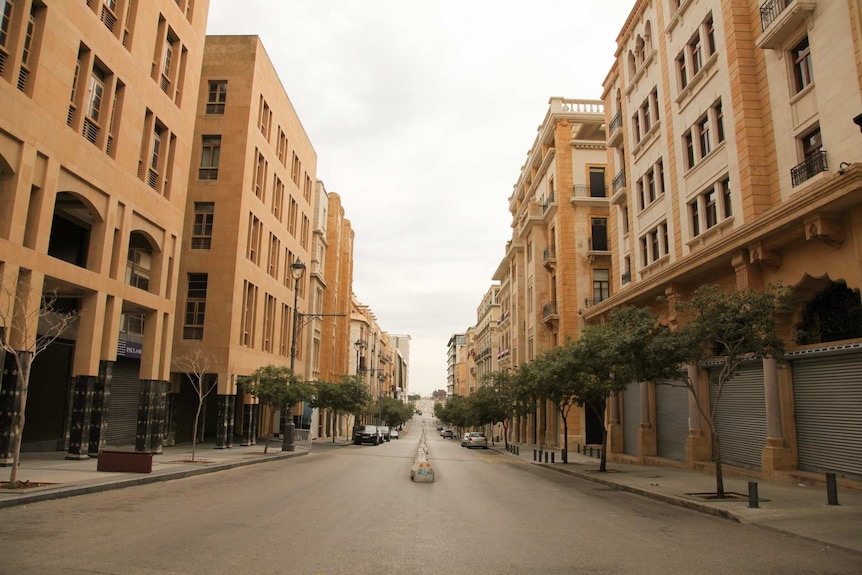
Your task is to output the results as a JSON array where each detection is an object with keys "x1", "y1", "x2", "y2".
[
  {"x1": 672, "y1": 283, "x2": 790, "y2": 497},
  {"x1": 407, "y1": 393, "x2": 421, "y2": 401},
  {"x1": 379, "y1": 396, "x2": 412, "y2": 429},
  {"x1": 0, "y1": 276, "x2": 77, "y2": 488},
  {"x1": 311, "y1": 375, "x2": 370, "y2": 443},
  {"x1": 173, "y1": 349, "x2": 220, "y2": 462},
  {"x1": 438, "y1": 395, "x2": 471, "y2": 433},
  {"x1": 528, "y1": 342, "x2": 590, "y2": 463},
  {"x1": 238, "y1": 365, "x2": 314, "y2": 453},
  {"x1": 472, "y1": 371, "x2": 516, "y2": 447}
]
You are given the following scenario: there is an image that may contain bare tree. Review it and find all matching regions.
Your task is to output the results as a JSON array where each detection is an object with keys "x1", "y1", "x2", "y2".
[
  {"x1": 173, "y1": 349, "x2": 221, "y2": 462},
  {"x1": 0, "y1": 273, "x2": 77, "y2": 488}
]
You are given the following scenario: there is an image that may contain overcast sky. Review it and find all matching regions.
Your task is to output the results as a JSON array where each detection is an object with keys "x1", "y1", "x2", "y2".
[{"x1": 206, "y1": 0, "x2": 635, "y2": 396}]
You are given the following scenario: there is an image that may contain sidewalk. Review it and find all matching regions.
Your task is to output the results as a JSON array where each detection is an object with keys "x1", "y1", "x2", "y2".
[
  {"x1": 493, "y1": 442, "x2": 862, "y2": 555},
  {"x1": 0, "y1": 437, "x2": 353, "y2": 510}
]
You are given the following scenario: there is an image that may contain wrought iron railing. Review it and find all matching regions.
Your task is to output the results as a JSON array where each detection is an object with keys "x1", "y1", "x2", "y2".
[
  {"x1": 790, "y1": 150, "x2": 827, "y2": 187},
  {"x1": 760, "y1": 0, "x2": 792, "y2": 31},
  {"x1": 609, "y1": 109, "x2": 622, "y2": 134},
  {"x1": 542, "y1": 301, "x2": 558, "y2": 320},
  {"x1": 612, "y1": 169, "x2": 626, "y2": 193}
]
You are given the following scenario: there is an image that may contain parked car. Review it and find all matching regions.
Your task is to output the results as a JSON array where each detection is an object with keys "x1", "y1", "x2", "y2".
[
  {"x1": 378, "y1": 426, "x2": 391, "y2": 441},
  {"x1": 461, "y1": 432, "x2": 488, "y2": 449},
  {"x1": 436, "y1": 423, "x2": 444, "y2": 431},
  {"x1": 353, "y1": 425, "x2": 382, "y2": 445},
  {"x1": 441, "y1": 428, "x2": 455, "y2": 439},
  {"x1": 390, "y1": 429, "x2": 399, "y2": 440}
]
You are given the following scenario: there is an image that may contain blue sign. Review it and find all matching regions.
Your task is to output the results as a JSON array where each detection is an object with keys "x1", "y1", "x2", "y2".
[{"x1": 117, "y1": 339, "x2": 142, "y2": 359}]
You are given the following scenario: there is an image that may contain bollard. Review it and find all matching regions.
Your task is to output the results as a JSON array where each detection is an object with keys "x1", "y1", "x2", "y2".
[
  {"x1": 826, "y1": 473, "x2": 839, "y2": 506},
  {"x1": 589, "y1": 446, "x2": 593, "y2": 457},
  {"x1": 533, "y1": 449, "x2": 537, "y2": 461},
  {"x1": 544, "y1": 451, "x2": 549, "y2": 463},
  {"x1": 577, "y1": 444, "x2": 581, "y2": 454},
  {"x1": 551, "y1": 452, "x2": 555, "y2": 464},
  {"x1": 748, "y1": 481, "x2": 759, "y2": 508},
  {"x1": 515, "y1": 446, "x2": 519, "y2": 455}
]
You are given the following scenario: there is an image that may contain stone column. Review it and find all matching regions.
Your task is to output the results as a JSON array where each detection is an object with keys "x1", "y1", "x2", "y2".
[
  {"x1": 638, "y1": 381, "x2": 656, "y2": 457},
  {"x1": 686, "y1": 364, "x2": 711, "y2": 465},
  {"x1": 87, "y1": 360, "x2": 113, "y2": 455},
  {"x1": 0, "y1": 348, "x2": 22, "y2": 465},
  {"x1": 215, "y1": 394, "x2": 234, "y2": 449},
  {"x1": 136, "y1": 379, "x2": 168, "y2": 452},
  {"x1": 241, "y1": 403, "x2": 257, "y2": 445},
  {"x1": 762, "y1": 357, "x2": 794, "y2": 475},
  {"x1": 66, "y1": 375, "x2": 96, "y2": 460}
]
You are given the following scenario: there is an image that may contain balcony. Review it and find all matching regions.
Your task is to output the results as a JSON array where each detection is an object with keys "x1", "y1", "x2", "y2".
[
  {"x1": 756, "y1": 0, "x2": 817, "y2": 49},
  {"x1": 543, "y1": 246, "x2": 557, "y2": 271},
  {"x1": 542, "y1": 301, "x2": 559, "y2": 325},
  {"x1": 612, "y1": 169, "x2": 626, "y2": 194},
  {"x1": 621, "y1": 271, "x2": 632, "y2": 285},
  {"x1": 791, "y1": 150, "x2": 828, "y2": 187},
  {"x1": 542, "y1": 191, "x2": 556, "y2": 215},
  {"x1": 607, "y1": 110, "x2": 623, "y2": 148}
]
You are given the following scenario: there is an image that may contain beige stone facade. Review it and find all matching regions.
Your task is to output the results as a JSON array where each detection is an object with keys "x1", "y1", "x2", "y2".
[
  {"x1": 171, "y1": 35, "x2": 319, "y2": 446},
  {"x1": 0, "y1": 0, "x2": 209, "y2": 457},
  {"x1": 491, "y1": 97, "x2": 608, "y2": 448},
  {"x1": 595, "y1": 0, "x2": 862, "y2": 483}
]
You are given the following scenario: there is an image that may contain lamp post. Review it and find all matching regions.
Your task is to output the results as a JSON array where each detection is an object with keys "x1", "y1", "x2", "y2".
[{"x1": 285, "y1": 258, "x2": 306, "y2": 452}]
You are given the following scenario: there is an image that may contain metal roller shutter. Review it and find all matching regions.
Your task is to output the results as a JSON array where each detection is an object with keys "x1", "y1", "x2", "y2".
[
  {"x1": 656, "y1": 380, "x2": 688, "y2": 462},
  {"x1": 792, "y1": 353, "x2": 862, "y2": 478},
  {"x1": 104, "y1": 357, "x2": 141, "y2": 448},
  {"x1": 709, "y1": 363, "x2": 766, "y2": 470},
  {"x1": 622, "y1": 382, "x2": 640, "y2": 456}
]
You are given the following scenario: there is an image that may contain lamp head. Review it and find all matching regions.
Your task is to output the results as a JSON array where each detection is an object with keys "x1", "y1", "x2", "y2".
[{"x1": 290, "y1": 258, "x2": 306, "y2": 280}]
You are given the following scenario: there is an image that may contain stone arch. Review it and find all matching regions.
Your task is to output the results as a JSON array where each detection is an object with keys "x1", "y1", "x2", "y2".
[
  {"x1": 48, "y1": 191, "x2": 103, "y2": 269},
  {"x1": 789, "y1": 274, "x2": 862, "y2": 345}
]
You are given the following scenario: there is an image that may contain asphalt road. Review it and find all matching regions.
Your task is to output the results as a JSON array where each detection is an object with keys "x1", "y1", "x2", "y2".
[{"x1": 1, "y1": 417, "x2": 860, "y2": 574}]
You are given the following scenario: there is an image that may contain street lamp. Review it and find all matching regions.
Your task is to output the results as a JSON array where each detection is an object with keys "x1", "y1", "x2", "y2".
[
  {"x1": 354, "y1": 339, "x2": 364, "y2": 375},
  {"x1": 285, "y1": 258, "x2": 306, "y2": 452}
]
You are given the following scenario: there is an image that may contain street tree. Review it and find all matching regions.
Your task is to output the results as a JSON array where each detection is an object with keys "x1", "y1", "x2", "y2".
[
  {"x1": 173, "y1": 349, "x2": 221, "y2": 462},
  {"x1": 311, "y1": 375, "x2": 370, "y2": 442},
  {"x1": 438, "y1": 395, "x2": 471, "y2": 433},
  {"x1": 673, "y1": 283, "x2": 790, "y2": 497},
  {"x1": 528, "y1": 342, "x2": 590, "y2": 463},
  {"x1": 238, "y1": 365, "x2": 314, "y2": 453},
  {"x1": 0, "y1": 274, "x2": 78, "y2": 487},
  {"x1": 379, "y1": 396, "x2": 412, "y2": 429},
  {"x1": 473, "y1": 371, "x2": 516, "y2": 447}
]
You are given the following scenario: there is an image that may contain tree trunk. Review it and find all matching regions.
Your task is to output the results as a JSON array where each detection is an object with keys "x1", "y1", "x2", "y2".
[
  {"x1": 191, "y1": 403, "x2": 203, "y2": 462},
  {"x1": 713, "y1": 430, "x2": 725, "y2": 497},
  {"x1": 332, "y1": 410, "x2": 338, "y2": 443},
  {"x1": 598, "y1": 399, "x2": 608, "y2": 472},
  {"x1": 8, "y1": 353, "x2": 31, "y2": 487}
]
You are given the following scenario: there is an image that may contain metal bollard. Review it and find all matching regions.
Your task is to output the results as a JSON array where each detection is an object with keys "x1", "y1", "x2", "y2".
[
  {"x1": 533, "y1": 449, "x2": 537, "y2": 461},
  {"x1": 589, "y1": 446, "x2": 593, "y2": 457},
  {"x1": 577, "y1": 444, "x2": 581, "y2": 454},
  {"x1": 551, "y1": 452, "x2": 555, "y2": 464},
  {"x1": 826, "y1": 473, "x2": 839, "y2": 506},
  {"x1": 544, "y1": 451, "x2": 549, "y2": 463},
  {"x1": 515, "y1": 446, "x2": 519, "y2": 455},
  {"x1": 748, "y1": 481, "x2": 759, "y2": 508}
]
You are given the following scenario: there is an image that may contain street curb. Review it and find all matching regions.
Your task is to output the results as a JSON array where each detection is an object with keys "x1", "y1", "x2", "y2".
[
  {"x1": 0, "y1": 450, "x2": 307, "y2": 509},
  {"x1": 534, "y1": 463, "x2": 741, "y2": 523}
]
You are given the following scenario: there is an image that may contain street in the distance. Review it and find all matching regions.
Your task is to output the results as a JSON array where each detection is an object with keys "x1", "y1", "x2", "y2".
[{"x1": 0, "y1": 415, "x2": 859, "y2": 575}]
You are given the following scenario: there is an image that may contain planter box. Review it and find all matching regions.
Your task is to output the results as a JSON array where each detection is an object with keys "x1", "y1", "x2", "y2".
[{"x1": 97, "y1": 450, "x2": 153, "y2": 473}]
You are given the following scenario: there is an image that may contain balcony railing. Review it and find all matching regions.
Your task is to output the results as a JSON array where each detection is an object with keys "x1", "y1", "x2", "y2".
[
  {"x1": 791, "y1": 150, "x2": 828, "y2": 187},
  {"x1": 612, "y1": 169, "x2": 626, "y2": 193},
  {"x1": 542, "y1": 191, "x2": 556, "y2": 214},
  {"x1": 542, "y1": 301, "x2": 558, "y2": 320},
  {"x1": 543, "y1": 246, "x2": 556, "y2": 261},
  {"x1": 621, "y1": 271, "x2": 631, "y2": 285},
  {"x1": 760, "y1": 0, "x2": 793, "y2": 31},
  {"x1": 609, "y1": 110, "x2": 622, "y2": 134}
]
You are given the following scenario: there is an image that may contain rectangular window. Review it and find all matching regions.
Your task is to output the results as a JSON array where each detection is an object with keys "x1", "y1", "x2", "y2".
[
  {"x1": 254, "y1": 151, "x2": 267, "y2": 200},
  {"x1": 637, "y1": 179, "x2": 645, "y2": 211},
  {"x1": 640, "y1": 237, "x2": 649, "y2": 267},
  {"x1": 291, "y1": 152, "x2": 301, "y2": 185},
  {"x1": 301, "y1": 215, "x2": 310, "y2": 250},
  {"x1": 705, "y1": 14, "x2": 716, "y2": 55},
  {"x1": 593, "y1": 269, "x2": 610, "y2": 302},
  {"x1": 263, "y1": 293, "x2": 276, "y2": 352},
  {"x1": 705, "y1": 189, "x2": 718, "y2": 229},
  {"x1": 791, "y1": 36, "x2": 813, "y2": 93},
  {"x1": 1, "y1": 0, "x2": 14, "y2": 48},
  {"x1": 655, "y1": 159, "x2": 665, "y2": 196},
  {"x1": 690, "y1": 33, "x2": 703, "y2": 75},
  {"x1": 277, "y1": 128, "x2": 288, "y2": 166},
  {"x1": 589, "y1": 167, "x2": 606, "y2": 198},
  {"x1": 268, "y1": 233, "x2": 280, "y2": 278},
  {"x1": 642, "y1": 100, "x2": 651, "y2": 132},
  {"x1": 698, "y1": 116, "x2": 711, "y2": 157},
  {"x1": 247, "y1": 214, "x2": 261, "y2": 264},
  {"x1": 280, "y1": 303, "x2": 291, "y2": 356},
  {"x1": 721, "y1": 178, "x2": 732, "y2": 218},
  {"x1": 677, "y1": 52, "x2": 688, "y2": 89},
  {"x1": 650, "y1": 229, "x2": 660, "y2": 262},
  {"x1": 258, "y1": 96, "x2": 271, "y2": 140},
  {"x1": 206, "y1": 80, "x2": 226, "y2": 114},
  {"x1": 714, "y1": 101, "x2": 724, "y2": 143},
  {"x1": 646, "y1": 172, "x2": 656, "y2": 204},
  {"x1": 651, "y1": 88, "x2": 660, "y2": 123},
  {"x1": 199, "y1": 135, "x2": 220, "y2": 180},
  {"x1": 684, "y1": 131, "x2": 695, "y2": 169},
  {"x1": 272, "y1": 175, "x2": 284, "y2": 221},
  {"x1": 86, "y1": 66, "x2": 106, "y2": 123},
  {"x1": 240, "y1": 280, "x2": 257, "y2": 347},
  {"x1": 591, "y1": 218, "x2": 608, "y2": 251},
  {"x1": 633, "y1": 112, "x2": 641, "y2": 143},
  {"x1": 288, "y1": 197, "x2": 298, "y2": 236},
  {"x1": 183, "y1": 273, "x2": 207, "y2": 339},
  {"x1": 621, "y1": 205, "x2": 629, "y2": 235},
  {"x1": 191, "y1": 202, "x2": 213, "y2": 249}
]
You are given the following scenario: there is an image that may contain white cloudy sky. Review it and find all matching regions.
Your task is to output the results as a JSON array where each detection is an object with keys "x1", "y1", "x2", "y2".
[{"x1": 206, "y1": 0, "x2": 635, "y2": 396}]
